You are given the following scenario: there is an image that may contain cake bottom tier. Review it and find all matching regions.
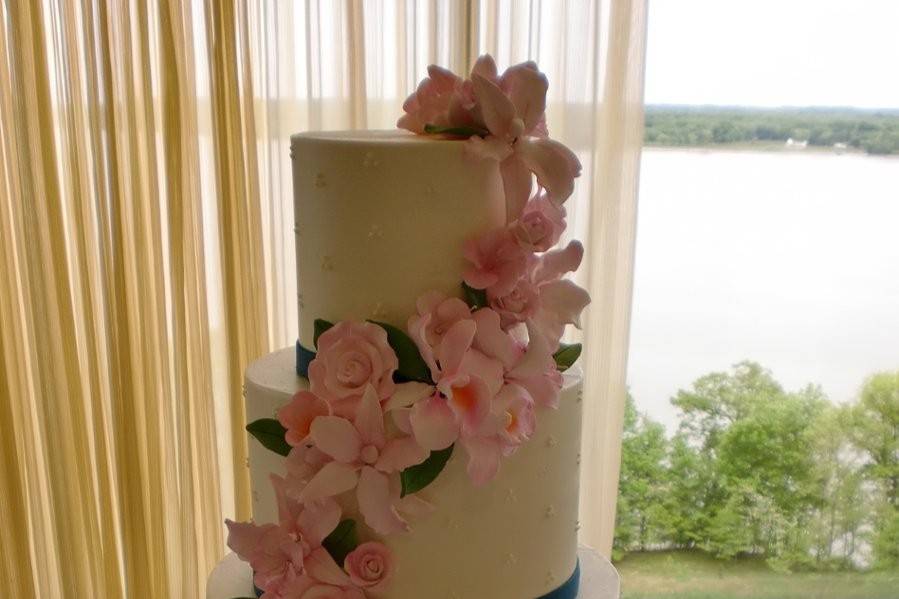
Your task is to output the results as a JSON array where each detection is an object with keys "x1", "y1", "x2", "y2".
[
  {"x1": 244, "y1": 348, "x2": 585, "y2": 599},
  {"x1": 206, "y1": 549, "x2": 621, "y2": 599}
]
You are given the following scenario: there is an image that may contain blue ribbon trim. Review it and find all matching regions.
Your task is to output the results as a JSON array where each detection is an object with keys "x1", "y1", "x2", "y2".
[
  {"x1": 255, "y1": 560, "x2": 578, "y2": 598},
  {"x1": 538, "y1": 560, "x2": 580, "y2": 599},
  {"x1": 296, "y1": 340, "x2": 315, "y2": 378}
]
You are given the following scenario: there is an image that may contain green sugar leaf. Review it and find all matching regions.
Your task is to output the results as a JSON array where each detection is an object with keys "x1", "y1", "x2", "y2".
[
  {"x1": 401, "y1": 445, "x2": 454, "y2": 497},
  {"x1": 246, "y1": 418, "x2": 291, "y2": 457},
  {"x1": 322, "y1": 519, "x2": 359, "y2": 565},
  {"x1": 368, "y1": 320, "x2": 434, "y2": 384},
  {"x1": 313, "y1": 318, "x2": 335, "y2": 349},
  {"x1": 461, "y1": 282, "x2": 489, "y2": 310},
  {"x1": 553, "y1": 343, "x2": 582, "y2": 372}
]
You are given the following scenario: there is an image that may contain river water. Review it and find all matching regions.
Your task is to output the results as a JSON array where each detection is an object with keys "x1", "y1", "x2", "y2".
[{"x1": 627, "y1": 148, "x2": 899, "y2": 429}]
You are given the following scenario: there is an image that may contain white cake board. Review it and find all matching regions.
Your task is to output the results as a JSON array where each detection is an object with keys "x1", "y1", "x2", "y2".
[{"x1": 207, "y1": 546, "x2": 619, "y2": 599}]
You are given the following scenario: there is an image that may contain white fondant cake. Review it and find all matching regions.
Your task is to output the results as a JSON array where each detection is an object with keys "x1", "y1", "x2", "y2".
[
  {"x1": 246, "y1": 349, "x2": 583, "y2": 599},
  {"x1": 223, "y1": 55, "x2": 592, "y2": 599}
]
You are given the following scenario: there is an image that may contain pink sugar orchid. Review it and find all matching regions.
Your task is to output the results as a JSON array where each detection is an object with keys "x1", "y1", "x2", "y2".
[
  {"x1": 275, "y1": 576, "x2": 366, "y2": 599},
  {"x1": 405, "y1": 318, "x2": 504, "y2": 445},
  {"x1": 402, "y1": 316, "x2": 512, "y2": 485},
  {"x1": 462, "y1": 227, "x2": 528, "y2": 297},
  {"x1": 397, "y1": 65, "x2": 476, "y2": 134},
  {"x1": 298, "y1": 385, "x2": 431, "y2": 535},
  {"x1": 472, "y1": 308, "x2": 563, "y2": 409},
  {"x1": 308, "y1": 321, "x2": 398, "y2": 418},
  {"x1": 466, "y1": 67, "x2": 581, "y2": 221},
  {"x1": 226, "y1": 476, "x2": 345, "y2": 595},
  {"x1": 529, "y1": 240, "x2": 592, "y2": 351},
  {"x1": 455, "y1": 380, "x2": 539, "y2": 485}
]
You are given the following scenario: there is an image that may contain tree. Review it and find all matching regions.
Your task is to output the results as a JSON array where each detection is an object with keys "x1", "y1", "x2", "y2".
[
  {"x1": 848, "y1": 371, "x2": 899, "y2": 569},
  {"x1": 614, "y1": 393, "x2": 670, "y2": 556},
  {"x1": 672, "y1": 361, "x2": 783, "y2": 452},
  {"x1": 849, "y1": 371, "x2": 899, "y2": 508},
  {"x1": 663, "y1": 433, "x2": 712, "y2": 548},
  {"x1": 671, "y1": 362, "x2": 828, "y2": 565},
  {"x1": 806, "y1": 405, "x2": 868, "y2": 567}
]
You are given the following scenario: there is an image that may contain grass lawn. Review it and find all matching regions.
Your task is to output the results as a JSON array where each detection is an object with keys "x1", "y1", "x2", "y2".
[{"x1": 614, "y1": 550, "x2": 899, "y2": 599}]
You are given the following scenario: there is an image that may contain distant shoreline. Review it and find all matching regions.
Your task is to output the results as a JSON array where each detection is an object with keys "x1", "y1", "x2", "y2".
[
  {"x1": 642, "y1": 142, "x2": 899, "y2": 158},
  {"x1": 644, "y1": 106, "x2": 899, "y2": 156}
]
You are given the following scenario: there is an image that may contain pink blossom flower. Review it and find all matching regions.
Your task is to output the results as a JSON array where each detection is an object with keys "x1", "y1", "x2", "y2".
[
  {"x1": 510, "y1": 192, "x2": 566, "y2": 252},
  {"x1": 226, "y1": 477, "x2": 345, "y2": 595},
  {"x1": 397, "y1": 65, "x2": 474, "y2": 134},
  {"x1": 344, "y1": 542, "x2": 394, "y2": 591},
  {"x1": 471, "y1": 309, "x2": 563, "y2": 409},
  {"x1": 528, "y1": 241, "x2": 592, "y2": 351},
  {"x1": 495, "y1": 383, "x2": 537, "y2": 448},
  {"x1": 487, "y1": 278, "x2": 540, "y2": 329},
  {"x1": 402, "y1": 317, "x2": 511, "y2": 485},
  {"x1": 407, "y1": 291, "x2": 472, "y2": 348},
  {"x1": 462, "y1": 228, "x2": 528, "y2": 296},
  {"x1": 298, "y1": 385, "x2": 430, "y2": 535},
  {"x1": 308, "y1": 321, "x2": 398, "y2": 418},
  {"x1": 466, "y1": 69, "x2": 581, "y2": 221},
  {"x1": 405, "y1": 318, "x2": 504, "y2": 447},
  {"x1": 276, "y1": 576, "x2": 366, "y2": 599},
  {"x1": 278, "y1": 391, "x2": 331, "y2": 446}
]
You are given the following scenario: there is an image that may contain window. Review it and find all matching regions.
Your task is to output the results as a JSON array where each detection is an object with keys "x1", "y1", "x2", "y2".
[{"x1": 615, "y1": 0, "x2": 899, "y2": 596}]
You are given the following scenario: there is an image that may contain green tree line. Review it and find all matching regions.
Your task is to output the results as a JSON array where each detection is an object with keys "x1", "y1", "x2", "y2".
[
  {"x1": 644, "y1": 107, "x2": 899, "y2": 155},
  {"x1": 614, "y1": 362, "x2": 899, "y2": 571}
]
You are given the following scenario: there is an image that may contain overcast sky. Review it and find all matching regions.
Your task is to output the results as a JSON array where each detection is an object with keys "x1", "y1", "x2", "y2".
[{"x1": 644, "y1": 0, "x2": 899, "y2": 108}]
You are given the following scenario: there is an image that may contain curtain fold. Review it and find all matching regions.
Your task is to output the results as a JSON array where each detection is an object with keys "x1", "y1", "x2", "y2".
[{"x1": 0, "y1": 0, "x2": 645, "y2": 595}]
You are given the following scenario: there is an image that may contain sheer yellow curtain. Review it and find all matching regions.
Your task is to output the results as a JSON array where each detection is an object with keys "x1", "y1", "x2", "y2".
[
  {"x1": 1, "y1": 1, "x2": 644, "y2": 597},
  {"x1": 0, "y1": 0, "x2": 265, "y2": 596}
]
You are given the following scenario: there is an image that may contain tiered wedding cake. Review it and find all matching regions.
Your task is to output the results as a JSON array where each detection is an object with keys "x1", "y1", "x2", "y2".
[{"x1": 221, "y1": 56, "x2": 591, "y2": 599}]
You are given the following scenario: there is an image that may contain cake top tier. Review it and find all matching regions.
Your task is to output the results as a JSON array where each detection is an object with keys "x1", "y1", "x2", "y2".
[
  {"x1": 291, "y1": 128, "x2": 506, "y2": 348},
  {"x1": 292, "y1": 129, "x2": 453, "y2": 144}
]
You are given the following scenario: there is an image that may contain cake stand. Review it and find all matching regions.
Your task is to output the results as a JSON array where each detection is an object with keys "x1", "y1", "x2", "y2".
[{"x1": 206, "y1": 546, "x2": 620, "y2": 599}]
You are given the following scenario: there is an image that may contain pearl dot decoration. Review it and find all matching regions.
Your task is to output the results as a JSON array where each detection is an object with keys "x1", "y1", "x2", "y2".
[
  {"x1": 314, "y1": 172, "x2": 327, "y2": 188},
  {"x1": 363, "y1": 151, "x2": 381, "y2": 168}
]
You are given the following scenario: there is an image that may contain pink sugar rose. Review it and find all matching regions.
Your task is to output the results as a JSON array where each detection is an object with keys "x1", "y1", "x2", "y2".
[
  {"x1": 278, "y1": 391, "x2": 331, "y2": 446},
  {"x1": 511, "y1": 193, "x2": 566, "y2": 252},
  {"x1": 308, "y1": 321, "x2": 398, "y2": 418},
  {"x1": 344, "y1": 542, "x2": 394, "y2": 591},
  {"x1": 463, "y1": 228, "x2": 528, "y2": 297},
  {"x1": 298, "y1": 385, "x2": 431, "y2": 535},
  {"x1": 408, "y1": 290, "x2": 472, "y2": 348}
]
